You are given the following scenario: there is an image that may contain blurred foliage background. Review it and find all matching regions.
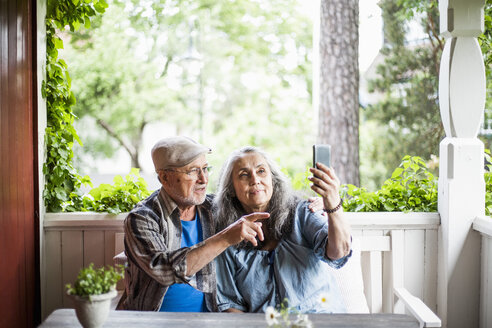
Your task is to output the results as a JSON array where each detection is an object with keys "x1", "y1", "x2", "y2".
[
  {"x1": 62, "y1": 0, "x2": 315, "y2": 194},
  {"x1": 56, "y1": 0, "x2": 491, "y2": 200}
]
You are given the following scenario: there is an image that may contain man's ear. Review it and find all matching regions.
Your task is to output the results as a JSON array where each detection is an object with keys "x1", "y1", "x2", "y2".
[{"x1": 157, "y1": 170, "x2": 168, "y2": 184}]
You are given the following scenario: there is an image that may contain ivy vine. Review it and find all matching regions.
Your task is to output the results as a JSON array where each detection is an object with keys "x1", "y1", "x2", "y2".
[{"x1": 43, "y1": 0, "x2": 107, "y2": 212}]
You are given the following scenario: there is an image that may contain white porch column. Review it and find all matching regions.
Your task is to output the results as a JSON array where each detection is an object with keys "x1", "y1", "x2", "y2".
[{"x1": 437, "y1": 1, "x2": 486, "y2": 327}]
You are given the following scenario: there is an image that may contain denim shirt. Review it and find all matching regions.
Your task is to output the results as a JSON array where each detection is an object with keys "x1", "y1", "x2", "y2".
[{"x1": 216, "y1": 200, "x2": 350, "y2": 313}]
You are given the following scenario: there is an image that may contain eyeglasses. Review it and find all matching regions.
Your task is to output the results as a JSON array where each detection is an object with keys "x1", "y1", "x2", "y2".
[{"x1": 166, "y1": 166, "x2": 213, "y2": 179}]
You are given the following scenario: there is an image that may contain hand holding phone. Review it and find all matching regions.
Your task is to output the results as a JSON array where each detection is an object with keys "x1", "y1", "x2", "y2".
[{"x1": 313, "y1": 144, "x2": 331, "y2": 169}]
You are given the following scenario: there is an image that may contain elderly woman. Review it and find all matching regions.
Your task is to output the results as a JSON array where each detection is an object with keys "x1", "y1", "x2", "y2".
[{"x1": 213, "y1": 146, "x2": 352, "y2": 313}]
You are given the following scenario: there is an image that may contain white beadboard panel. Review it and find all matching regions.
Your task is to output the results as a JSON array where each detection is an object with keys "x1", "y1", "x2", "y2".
[
  {"x1": 61, "y1": 231, "x2": 83, "y2": 308},
  {"x1": 474, "y1": 217, "x2": 492, "y2": 328},
  {"x1": 44, "y1": 231, "x2": 62, "y2": 319},
  {"x1": 404, "y1": 230, "x2": 425, "y2": 300},
  {"x1": 481, "y1": 236, "x2": 492, "y2": 328},
  {"x1": 104, "y1": 231, "x2": 116, "y2": 267},
  {"x1": 368, "y1": 250, "x2": 383, "y2": 313},
  {"x1": 113, "y1": 232, "x2": 126, "y2": 291},
  {"x1": 115, "y1": 233, "x2": 125, "y2": 255},
  {"x1": 42, "y1": 211, "x2": 441, "y2": 317},
  {"x1": 83, "y1": 230, "x2": 105, "y2": 268},
  {"x1": 361, "y1": 230, "x2": 384, "y2": 313},
  {"x1": 391, "y1": 230, "x2": 405, "y2": 314},
  {"x1": 424, "y1": 229, "x2": 438, "y2": 312},
  {"x1": 382, "y1": 230, "x2": 392, "y2": 314}
]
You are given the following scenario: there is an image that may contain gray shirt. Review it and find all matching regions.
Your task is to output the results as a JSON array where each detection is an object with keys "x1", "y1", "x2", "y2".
[{"x1": 216, "y1": 200, "x2": 350, "y2": 313}]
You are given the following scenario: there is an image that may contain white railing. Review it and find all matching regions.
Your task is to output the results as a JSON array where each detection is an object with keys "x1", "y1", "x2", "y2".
[
  {"x1": 473, "y1": 216, "x2": 492, "y2": 328},
  {"x1": 345, "y1": 212, "x2": 440, "y2": 314},
  {"x1": 42, "y1": 211, "x2": 440, "y2": 320},
  {"x1": 43, "y1": 212, "x2": 126, "y2": 319}
]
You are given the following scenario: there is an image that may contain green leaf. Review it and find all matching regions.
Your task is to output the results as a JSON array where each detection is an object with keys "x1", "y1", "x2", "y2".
[
  {"x1": 84, "y1": 16, "x2": 91, "y2": 29},
  {"x1": 54, "y1": 37, "x2": 64, "y2": 50},
  {"x1": 391, "y1": 167, "x2": 403, "y2": 179}
]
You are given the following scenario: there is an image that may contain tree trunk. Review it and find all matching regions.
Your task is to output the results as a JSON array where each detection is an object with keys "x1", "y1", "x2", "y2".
[{"x1": 319, "y1": 0, "x2": 360, "y2": 185}]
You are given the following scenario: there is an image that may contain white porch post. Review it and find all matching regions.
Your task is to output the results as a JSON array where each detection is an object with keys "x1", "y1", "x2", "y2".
[{"x1": 437, "y1": 1, "x2": 486, "y2": 327}]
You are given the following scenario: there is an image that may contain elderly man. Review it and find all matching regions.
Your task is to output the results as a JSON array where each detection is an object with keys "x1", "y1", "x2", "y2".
[{"x1": 117, "y1": 136, "x2": 268, "y2": 312}]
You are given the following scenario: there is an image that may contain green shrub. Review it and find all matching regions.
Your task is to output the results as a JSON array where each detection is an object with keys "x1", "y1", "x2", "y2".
[
  {"x1": 64, "y1": 168, "x2": 151, "y2": 214},
  {"x1": 66, "y1": 263, "x2": 124, "y2": 297},
  {"x1": 341, "y1": 156, "x2": 438, "y2": 212},
  {"x1": 281, "y1": 153, "x2": 492, "y2": 214}
]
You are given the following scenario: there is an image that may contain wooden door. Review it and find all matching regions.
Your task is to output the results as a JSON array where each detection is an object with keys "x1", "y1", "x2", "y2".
[{"x1": 0, "y1": 0, "x2": 40, "y2": 326}]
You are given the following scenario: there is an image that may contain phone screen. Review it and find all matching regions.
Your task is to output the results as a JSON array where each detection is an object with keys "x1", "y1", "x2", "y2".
[{"x1": 313, "y1": 144, "x2": 331, "y2": 168}]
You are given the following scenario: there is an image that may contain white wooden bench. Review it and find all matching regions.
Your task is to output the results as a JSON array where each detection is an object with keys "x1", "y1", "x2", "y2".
[
  {"x1": 347, "y1": 232, "x2": 441, "y2": 327},
  {"x1": 113, "y1": 231, "x2": 441, "y2": 327}
]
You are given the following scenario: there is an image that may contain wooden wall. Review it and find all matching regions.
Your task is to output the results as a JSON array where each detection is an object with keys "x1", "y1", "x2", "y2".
[{"x1": 0, "y1": 0, "x2": 39, "y2": 326}]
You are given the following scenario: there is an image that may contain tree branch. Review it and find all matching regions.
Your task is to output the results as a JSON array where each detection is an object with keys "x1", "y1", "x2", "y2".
[
  {"x1": 96, "y1": 118, "x2": 138, "y2": 163},
  {"x1": 159, "y1": 55, "x2": 173, "y2": 78}
]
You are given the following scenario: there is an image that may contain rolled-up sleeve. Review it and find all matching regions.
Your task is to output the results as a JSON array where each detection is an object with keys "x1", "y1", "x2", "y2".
[
  {"x1": 297, "y1": 202, "x2": 351, "y2": 269},
  {"x1": 215, "y1": 249, "x2": 247, "y2": 312},
  {"x1": 124, "y1": 211, "x2": 191, "y2": 286}
]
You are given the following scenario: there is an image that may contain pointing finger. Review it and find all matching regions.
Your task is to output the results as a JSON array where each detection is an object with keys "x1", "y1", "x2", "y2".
[{"x1": 244, "y1": 212, "x2": 270, "y2": 222}]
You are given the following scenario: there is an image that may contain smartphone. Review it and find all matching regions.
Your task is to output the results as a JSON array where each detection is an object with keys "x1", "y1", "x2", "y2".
[{"x1": 313, "y1": 144, "x2": 331, "y2": 168}]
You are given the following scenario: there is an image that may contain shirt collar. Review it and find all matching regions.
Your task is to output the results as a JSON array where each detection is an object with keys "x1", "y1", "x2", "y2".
[{"x1": 158, "y1": 188, "x2": 180, "y2": 219}]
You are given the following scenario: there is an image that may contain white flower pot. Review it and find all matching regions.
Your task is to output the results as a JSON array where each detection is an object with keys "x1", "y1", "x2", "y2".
[{"x1": 68, "y1": 289, "x2": 117, "y2": 328}]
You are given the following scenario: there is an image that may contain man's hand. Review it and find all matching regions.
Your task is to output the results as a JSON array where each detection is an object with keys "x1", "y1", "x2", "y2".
[
  {"x1": 185, "y1": 213, "x2": 269, "y2": 276},
  {"x1": 220, "y1": 212, "x2": 270, "y2": 247}
]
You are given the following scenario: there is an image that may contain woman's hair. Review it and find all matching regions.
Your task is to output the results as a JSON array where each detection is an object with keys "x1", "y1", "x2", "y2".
[{"x1": 213, "y1": 146, "x2": 300, "y2": 248}]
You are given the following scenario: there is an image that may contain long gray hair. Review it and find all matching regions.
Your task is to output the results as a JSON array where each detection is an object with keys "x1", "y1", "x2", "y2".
[{"x1": 213, "y1": 146, "x2": 300, "y2": 248}]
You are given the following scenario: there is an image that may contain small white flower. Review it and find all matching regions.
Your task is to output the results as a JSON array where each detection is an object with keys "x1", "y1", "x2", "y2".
[
  {"x1": 292, "y1": 314, "x2": 313, "y2": 328},
  {"x1": 265, "y1": 306, "x2": 280, "y2": 326},
  {"x1": 319, "y1": 293, "x2": 330, "y2": 308}
]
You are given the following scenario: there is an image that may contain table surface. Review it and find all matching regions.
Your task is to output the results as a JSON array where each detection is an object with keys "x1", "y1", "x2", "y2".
[{"x1": 40, "y1": 309, "x2": 420, "y2": 328}]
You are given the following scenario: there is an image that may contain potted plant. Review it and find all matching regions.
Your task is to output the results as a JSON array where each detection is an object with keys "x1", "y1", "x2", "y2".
[{"x1": 66, "y1": 263, "x2": 124, "y2": 328}]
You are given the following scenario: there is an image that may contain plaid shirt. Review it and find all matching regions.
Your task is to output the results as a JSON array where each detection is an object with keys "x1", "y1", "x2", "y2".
[{"x1": 117, "y1": 189, "x2": 217, "y2": 311}]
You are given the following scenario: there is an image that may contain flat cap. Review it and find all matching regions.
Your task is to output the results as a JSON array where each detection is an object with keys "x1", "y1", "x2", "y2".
[{"x1": 151, "y1": 136, "x2": 211, "y2": 171}]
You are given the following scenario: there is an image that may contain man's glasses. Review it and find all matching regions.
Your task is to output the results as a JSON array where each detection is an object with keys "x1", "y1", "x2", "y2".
[{"x1": 166, "y1": 166, "x2": 213, "y2": 180}]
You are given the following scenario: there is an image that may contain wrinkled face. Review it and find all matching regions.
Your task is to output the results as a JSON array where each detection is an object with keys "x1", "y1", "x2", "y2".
[
  {"x1": 159, "y1": 154, "x2": 209, "y2": 208},
  {"x1": 232, "y1": 152, "x2": 273, "y2": 213}
]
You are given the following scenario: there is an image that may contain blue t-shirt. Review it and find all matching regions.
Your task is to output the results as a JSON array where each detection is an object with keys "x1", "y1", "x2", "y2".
[{"x1": 160, "y1": 212, "x2": 207, "y2": 312}]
